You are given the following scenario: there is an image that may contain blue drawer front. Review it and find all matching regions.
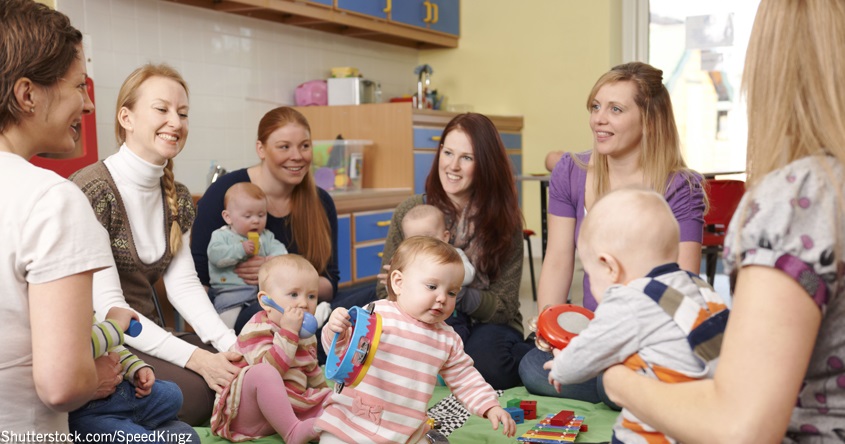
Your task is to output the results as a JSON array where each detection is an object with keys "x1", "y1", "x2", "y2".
[
  {"x1": 354, "y1": 210, "x2": 393, "y2": 243},
  {"x1": 500, "y1": 132, "x2": 522, "y2": 149},
  {"x1": 355, "y1": 244, "x2": 385, "y2": 280},
  {"x1": 413, "y1": 127, "x2": 443, "y2": 149},
  {"x1": 414, "y1": 152, "x2": 436, "y2": 194},
  {"x1": 509, "y1": 153, "x2": 522, "y2": 206},
  {"x1": 337, "y1": 215, "x2": 351, "y2": 285},
  {"x1": 336, "y1": 0, "x2": 388, "y2": 19}
]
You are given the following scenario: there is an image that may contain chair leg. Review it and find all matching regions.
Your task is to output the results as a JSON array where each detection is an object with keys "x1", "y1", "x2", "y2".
[
  {"x1": 525, "y1": 235, "x2": 537, "y2": 301},
  {"x1": 706, "y1": 252, "x2": 717, "y2": 286}
]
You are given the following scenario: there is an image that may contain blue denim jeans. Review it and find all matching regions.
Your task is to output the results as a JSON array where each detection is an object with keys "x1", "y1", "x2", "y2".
[
  {"x1": 69, "y1": 380, "x2": 199, "y2": 444},
  {"x1": 209, "y1": 284, "x2": 258, "y2": 312},
  {"x1": 518, "y1": 347, "x2": 620, "y2": 410}
]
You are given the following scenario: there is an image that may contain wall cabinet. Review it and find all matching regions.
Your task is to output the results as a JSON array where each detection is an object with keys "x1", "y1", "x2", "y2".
[{"x1": 167, "y1": 0, "x2": 458, "y2": 49}]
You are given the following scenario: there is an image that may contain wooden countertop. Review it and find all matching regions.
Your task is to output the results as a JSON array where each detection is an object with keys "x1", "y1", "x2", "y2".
[{"x1": 330, "y1": 188, "x2": 413, "y2": 214}]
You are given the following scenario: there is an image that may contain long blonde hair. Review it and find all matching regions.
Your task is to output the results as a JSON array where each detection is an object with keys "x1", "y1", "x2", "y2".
[
  {"x1": 583, "y1": 62, "x2": 702, "y2": 205},
  {"x1": 744, "y1": 0, "x2": 845, "y2": 184},
  {"x1": 115, "y1": 63, "x2": 190, "y2": 254},
  {"x1": 257, "y1": 107, "x2": 332, "y2": 274}
]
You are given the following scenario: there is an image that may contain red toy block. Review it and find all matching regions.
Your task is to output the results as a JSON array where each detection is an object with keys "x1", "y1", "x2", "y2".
[
  {"x1": 520, "y1": 400, "x2": 537, "y2": 420},
  {"x1": 580, "y1": 424, "x2": 588, "y2": 432},
  {"x1": 549, "y1": 410, "x2": 574, "y2": 426}
]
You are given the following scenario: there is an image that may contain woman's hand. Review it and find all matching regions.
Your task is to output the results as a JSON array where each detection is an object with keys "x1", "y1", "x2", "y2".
[
  {"x1": 91, "y1": 352, "x2": 122, "y2": 400},
  {"x1": 233, "y1": 255, "x2": 268, "y2": 285},
  {"x1": 185, "y1": 348, "x2": 243, "y2": 393}
]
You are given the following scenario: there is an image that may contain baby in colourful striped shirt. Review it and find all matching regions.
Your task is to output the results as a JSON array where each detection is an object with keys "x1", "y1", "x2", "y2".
[
  {"x1": 317, "y1": 236, "x2": 515, "y2": 443},
  {"x1": 210, "y1": 254, "x2": 331, "y2": 444}
]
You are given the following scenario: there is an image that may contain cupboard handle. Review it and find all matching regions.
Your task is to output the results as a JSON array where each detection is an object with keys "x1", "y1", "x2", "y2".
[
  {"x1": 377, "y1": 252, "x2": 384, "y2": 258},
  {"x1": 423, "y1": 0, "x2": 432, "y2": 23},
  {"x1": 376, "y1": 220, "x2": 391, "y2": 227},
  {"x1": 431, "y1": 2, "x2": 439, "y2": 24},
  {"x1": 431, "y1": 136, "x2": 441, "y2": 142},
  {"x1": 383, "y1": 0, "x2": 391, "y2": 14}
]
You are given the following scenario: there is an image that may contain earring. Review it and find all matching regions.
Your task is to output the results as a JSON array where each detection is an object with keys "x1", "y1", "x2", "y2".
[{"x1": 29, "y1": 107, "x2": 35, "y2": 113}]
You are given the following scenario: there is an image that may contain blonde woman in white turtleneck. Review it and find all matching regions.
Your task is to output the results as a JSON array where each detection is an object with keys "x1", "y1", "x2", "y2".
[{"x1": 71, "y1": 64, "x2": 241, "y2": 426}]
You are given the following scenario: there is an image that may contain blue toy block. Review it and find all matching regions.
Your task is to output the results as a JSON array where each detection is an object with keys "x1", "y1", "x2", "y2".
[{"x1": 504, "y1": 406, "x2": 524, "y2": 424}]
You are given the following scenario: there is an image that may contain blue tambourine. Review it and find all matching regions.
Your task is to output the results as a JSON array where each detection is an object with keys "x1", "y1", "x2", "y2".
[{"x1": 325, "y1": 305, "x2": 382, "y2": 393}]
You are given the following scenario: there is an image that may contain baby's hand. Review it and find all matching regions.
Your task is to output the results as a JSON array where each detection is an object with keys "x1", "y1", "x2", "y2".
[
  {"x1": 542, "y1": 348, "x2": 563, "y2": 393},
  {"x1": 134, "y1": 367, "x2": 155, "y2": 398},
  {"x1": 278, "y1": 306, "x2": 305, "y2": 337},
  {"x1": 484, "y1": 406, "x2": 516, "y2": 437},
  {"x1": 242, "y1": 240, "x2": 256, "y2": 255},
  {"x1": 326, "y1": 308, "x2": 351, "y2": 334},
  {"x1": 105, "y1": 307, "x2": 138, "y2": 333}
]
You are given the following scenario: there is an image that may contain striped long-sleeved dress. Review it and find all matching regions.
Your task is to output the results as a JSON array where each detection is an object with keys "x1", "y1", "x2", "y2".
[{"x1": 316, "y1": 300, "x2": 501, "y2": 443}]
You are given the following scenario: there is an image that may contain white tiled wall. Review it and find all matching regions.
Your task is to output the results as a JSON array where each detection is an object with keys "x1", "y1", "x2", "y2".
[{"x1": 57, "y1": 0, "x2": 419, "y2": 194}]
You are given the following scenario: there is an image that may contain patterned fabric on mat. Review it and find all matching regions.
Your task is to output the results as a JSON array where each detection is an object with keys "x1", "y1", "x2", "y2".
[{"x1": 426, "y1": 389, "x2": 504, "y2": 436}]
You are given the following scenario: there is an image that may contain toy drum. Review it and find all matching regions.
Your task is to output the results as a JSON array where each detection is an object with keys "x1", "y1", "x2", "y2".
[
  {"x1": 536, "y1": 304, "x2": 594, "y2": 350},
  {"x1": 325, "y1": 305, "x2": 382, "y2": 392}
]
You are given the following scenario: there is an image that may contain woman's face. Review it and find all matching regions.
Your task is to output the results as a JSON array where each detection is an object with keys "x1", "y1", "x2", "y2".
[
  {"x1": 589, "y1": 80, "x2": 643, "y2": 159},
  {"x1": 120, "y1": 76, "x2": 189, "y2": 165},
  {"x1": 37, "y1": 48, "x2": 94, "y2": 155},
  {"x1": 256, "y1": 123, "x2": 312, "y2": 189},
  {"x1": 438, "y1": 129, "x2": 475, "y2": 206}
]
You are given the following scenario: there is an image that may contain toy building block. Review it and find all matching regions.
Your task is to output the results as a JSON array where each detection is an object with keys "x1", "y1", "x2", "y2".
[
  {"x1": 579, "y1": 424, "x2": 588, "y2": 432},
  {"x1": 520, "y1": 400, "x2": 537, "y2": 420},
  {"x1": 504, "y1": 406, "x2": 524, "y2": 424},
  {"x1": 507, "y1": 398, "x2": 523, "y2": 408},
  {"x1": 549, "y1": 410, "x2": 574, "y2": 426}
]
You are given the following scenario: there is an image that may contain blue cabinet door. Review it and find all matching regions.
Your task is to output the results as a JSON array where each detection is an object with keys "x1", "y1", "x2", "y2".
[
  {"x1": 391, "y1": 0, "x2": 428, "y2": 29},
  {"x1": 429, "y1": 0, "x2": 459, "y2": 36},
  {"x1": 354, "y1": 210, "x2": 394, "y2": 243},
  {"x1": 355, "y1": 243, "x2": 386, "y2": 280},
  {"x1": 414, "y1": 152, "x2": 436, "y2": 194},
  {"x1": 337, "y1": 215, "x2": 352, "y2": 285},
  {"x1": 413, "y1": 127, "x2": 444, "y2": 149},
  {"x1": 336, "y1": 0, "x2": 388, "y2": 19}
]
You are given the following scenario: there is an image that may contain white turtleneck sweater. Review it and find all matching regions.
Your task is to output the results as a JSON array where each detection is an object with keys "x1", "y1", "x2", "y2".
[{"x1": 92, "y1": 144, "x2": 236, "y2": 366}]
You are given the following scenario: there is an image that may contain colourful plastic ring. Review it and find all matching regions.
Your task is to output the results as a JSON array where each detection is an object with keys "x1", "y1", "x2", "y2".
[{"x1": 325, "y1": 306, "x2": 382, "y2": 388}]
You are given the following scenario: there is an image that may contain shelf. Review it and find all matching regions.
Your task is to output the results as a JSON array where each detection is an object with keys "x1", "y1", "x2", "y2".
[{"x1": 165, "y1": 0, "x2": 459, "y2": 49}]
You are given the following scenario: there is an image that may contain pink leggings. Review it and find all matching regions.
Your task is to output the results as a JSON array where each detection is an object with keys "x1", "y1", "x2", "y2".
[{"x1": 230, "y1": 363, "x2": 321, "y2": 444}]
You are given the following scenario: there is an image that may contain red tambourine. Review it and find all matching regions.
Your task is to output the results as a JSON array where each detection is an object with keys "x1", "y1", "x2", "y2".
[{"x1": 536, "y1": 304, "x2": 595, "y2": 350}]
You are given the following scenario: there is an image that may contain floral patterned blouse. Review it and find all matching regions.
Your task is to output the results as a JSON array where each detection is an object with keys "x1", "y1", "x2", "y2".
[{"x1": 723, "y1": 155, "x2": 845, "y2": 442}]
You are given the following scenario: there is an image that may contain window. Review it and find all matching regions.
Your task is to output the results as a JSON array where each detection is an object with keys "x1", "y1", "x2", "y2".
[{"x1": 634, "y1": 1, "x2": 761, "y2": 175}]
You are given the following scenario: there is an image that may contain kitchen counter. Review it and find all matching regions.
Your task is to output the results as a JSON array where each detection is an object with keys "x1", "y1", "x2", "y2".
[{"x1": 330, "y1": 188, "x2": 412, "y2": 214}]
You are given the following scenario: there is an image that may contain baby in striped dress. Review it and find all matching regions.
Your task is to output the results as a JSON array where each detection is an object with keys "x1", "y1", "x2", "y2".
[
  {"x1": 317, "y1": 236, "x2": 515, "y2": 443},
  {"x1": 210, "y1": 255, "x2": 331, "y2": 444}
]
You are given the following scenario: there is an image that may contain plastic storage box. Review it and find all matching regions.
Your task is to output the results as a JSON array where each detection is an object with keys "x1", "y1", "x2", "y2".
[{"x1": 311, "y1": 139, "x2": 372, "y2": 192}]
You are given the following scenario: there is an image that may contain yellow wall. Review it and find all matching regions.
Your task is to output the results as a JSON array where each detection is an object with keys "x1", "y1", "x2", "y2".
[
  {"x1": 421, "y1": 0, "x2": 622, "y2": 232},
  {"x1": 36, "y1": 0, "x2": 55, "y2": 7}
]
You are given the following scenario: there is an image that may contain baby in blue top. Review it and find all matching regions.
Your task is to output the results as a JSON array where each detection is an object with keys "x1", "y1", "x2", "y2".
[{"x1": 208, "y1": 182, "x2": 287, "y2": 327}]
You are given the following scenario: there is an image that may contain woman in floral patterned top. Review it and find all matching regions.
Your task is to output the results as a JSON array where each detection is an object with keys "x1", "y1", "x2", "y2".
[{"x1": 601, "y1": 0, "x2": 845, "y2": 442}]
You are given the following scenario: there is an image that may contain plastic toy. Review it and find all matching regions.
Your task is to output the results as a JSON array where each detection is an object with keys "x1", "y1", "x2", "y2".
[
  {"x1": 507, "y1": 398, "x2": 522, "y2": 408},
  {"x1": 504, "y1": 407, "x2": 524, "y2": 424},
  {"x1": 259, "y1": 295, "x2": 318, "y2": 339},
  {"x1": 517, "y1": 412, "x2": 586, "y2": 443},
  {"x1": 125, "y1": 319, "x2": 142, "y2": 337},
  {"x1": 325, "y1": 304, "x2": 382, "y2": 393},
  {"x1": 536, "y1": 304, "x2": 595, "y2": 350},
  {"x1": 520, "y1": 400, "x2": 537, "y2": 420},
  {"x1": 247, "y1": 231, "x2": 260, "y2": 256}
]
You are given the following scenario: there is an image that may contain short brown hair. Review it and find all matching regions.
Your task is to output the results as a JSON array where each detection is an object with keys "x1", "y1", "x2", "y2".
[
  {"x1": 224, "y1": 182, "x2": 267, "y2": 209},
  {"x1": 258, "y1": 254, "x2": 318, "y2": 292},
  {"x1": 0, "y1": 0, "x2": 83, "y2": 131},
  {"x1": 386, "y1": 236, "x2": 462, "y2": 300}
]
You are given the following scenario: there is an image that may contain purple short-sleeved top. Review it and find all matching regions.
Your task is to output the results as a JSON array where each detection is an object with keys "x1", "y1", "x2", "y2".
[{"x1": 548, "y1": 151, "x2": 705, "y2": 310}]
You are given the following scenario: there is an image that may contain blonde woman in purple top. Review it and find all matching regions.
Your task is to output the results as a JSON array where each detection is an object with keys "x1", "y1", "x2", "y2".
[{"x1": 520, "y1": 62, "x2": 706, "y2": 402}]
